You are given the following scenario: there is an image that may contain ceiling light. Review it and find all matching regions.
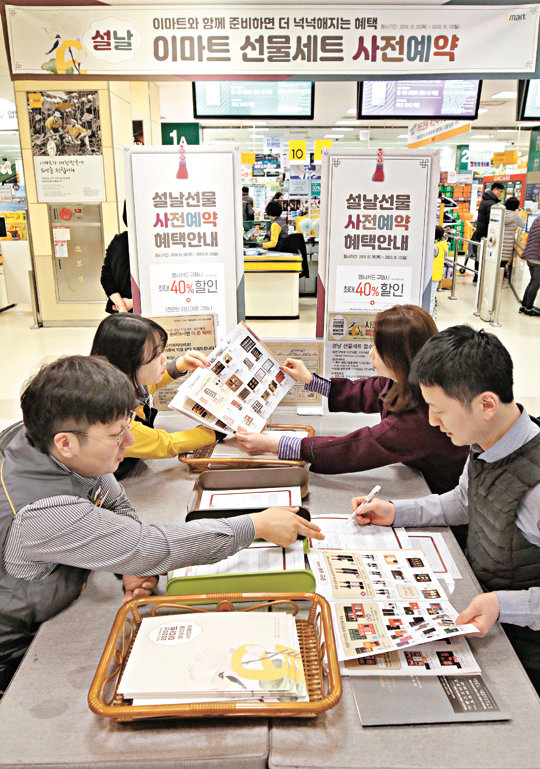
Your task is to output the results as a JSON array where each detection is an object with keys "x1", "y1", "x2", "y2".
[
  {"x1": 324, "y1": 134, "x2": 335, "y2": 138},
  {"x1": 491, "y1": 91, "x2": 517, "y2": 99},
  {"x1": 497, "y1": 129, "x2": 517, "y2": 133},
  {"x1": 398, "y1": 134, "x2": 408, "y2": 138},
  {"x1": 330, "y1": 134, "x2": 344, "y2": 138},
  {"x1": 335, "y1": 127, "x2": 355, "y2": 131},
  {"x1": 347, "y1": 108, "x2": 356, "y2": 114},
  {"x1": 469, "y1": 134, "x2": 492, "y2": 139},
  {"x1": 335, "y1": 119, "x2": 359, "y2": 125},
  {"x1": 478, "y1": 108, "x2": 489, "y2": 114}
]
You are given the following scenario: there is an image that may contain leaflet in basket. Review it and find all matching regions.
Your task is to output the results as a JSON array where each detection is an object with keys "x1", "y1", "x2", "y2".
[{"x1": 170, "y1": 321, "x2": 294, "y2": 434}]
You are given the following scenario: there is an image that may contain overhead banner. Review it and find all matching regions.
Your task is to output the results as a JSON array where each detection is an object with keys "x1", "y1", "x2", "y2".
[
  {"x1": 6, "y1": 4, "x2": 540, "y2": 76},
  {"x1": 317, "y1": 148, "x2": 439, "y2": 336},
  {"x1": 408, "y1": 119, "x2": 471, "y2": 148},
  {"x1": 125, "y1": 145, "x2": 243, "y2": 338}
]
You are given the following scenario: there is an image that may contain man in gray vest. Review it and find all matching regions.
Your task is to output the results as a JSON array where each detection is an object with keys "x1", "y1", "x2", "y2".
[
  {"x1": 0, "y1": 355, "x2": 322, "y2": 695},
  {"x1": 350, "y1": 326, "x2": 540, "y2": 695}
]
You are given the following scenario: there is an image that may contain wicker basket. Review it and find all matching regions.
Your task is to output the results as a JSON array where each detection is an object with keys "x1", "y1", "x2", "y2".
[{"x1": 88, "y1": 592, "x2": 342, "y2": 722}]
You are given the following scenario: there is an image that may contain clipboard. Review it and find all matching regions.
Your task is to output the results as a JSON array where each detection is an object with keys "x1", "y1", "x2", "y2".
[
  {"x1": 166, "y1": 532, "x2": 315, "y2": 597},
  {"x1": 187, "y1": 467, "x2": 309, "y2": 512},
  {"x1": 178, "y1": 423, "x2": 315, "y2": 472},
  {"x1": 168, "y1": 507, "x2": 315, "y2": 596}
]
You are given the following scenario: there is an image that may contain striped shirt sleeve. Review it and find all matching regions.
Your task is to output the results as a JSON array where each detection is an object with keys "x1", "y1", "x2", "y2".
[
  {"x1": 305, "y1": 373, "x2": 331, "y2": 397},
  {"x1": 5, "y1": 495, "x2": 255, "y2": 580},
  {"x1": 278, "y1": 436, "x2": 302, "y2": 460}
]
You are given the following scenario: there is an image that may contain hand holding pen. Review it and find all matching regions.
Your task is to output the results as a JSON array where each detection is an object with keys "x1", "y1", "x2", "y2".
[{"x1": 349, "y1": 486, "x2": 396, "y2": 526}]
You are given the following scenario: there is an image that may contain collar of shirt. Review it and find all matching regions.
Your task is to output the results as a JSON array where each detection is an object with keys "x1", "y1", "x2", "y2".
[
  {"x1": 48, "y1": 453, "x2": 100, "y2": 494},
  {"x1": 471, "y1": 405, "x2": 539, "y2": 463}
]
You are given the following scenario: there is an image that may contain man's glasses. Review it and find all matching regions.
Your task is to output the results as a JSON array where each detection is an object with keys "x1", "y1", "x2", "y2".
[{"x1": 55, "y1": 412, "x2": 136, "y2": 447}]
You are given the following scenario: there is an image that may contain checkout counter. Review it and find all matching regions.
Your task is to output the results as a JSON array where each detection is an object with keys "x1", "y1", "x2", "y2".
[{"x1": 243, "y1": 220, "x2": 303, "y2": 319}]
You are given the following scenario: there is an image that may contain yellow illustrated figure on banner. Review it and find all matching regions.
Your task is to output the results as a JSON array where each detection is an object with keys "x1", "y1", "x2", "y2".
[{"x1": 55, "y1": 40, "x2": 87, "y2": 75}]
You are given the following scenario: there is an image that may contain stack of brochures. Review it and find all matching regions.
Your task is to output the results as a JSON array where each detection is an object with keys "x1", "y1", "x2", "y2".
[
  {"x1": 170, "y1": 321, "x2": 294, "y2": 434},
  {"x1": 118, "y1": 611, "x2": 309, "y2": 705}
]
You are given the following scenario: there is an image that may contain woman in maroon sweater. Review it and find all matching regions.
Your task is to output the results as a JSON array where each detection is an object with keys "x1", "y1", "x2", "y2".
[{"x1": 236, "y1": 305, "x2": 468, "y2": 494}]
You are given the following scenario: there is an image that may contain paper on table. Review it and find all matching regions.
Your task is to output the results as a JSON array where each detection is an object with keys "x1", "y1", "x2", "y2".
[
  {"x1": 309, "y1": 514, "x2": 411, "y2": 550},
  {"x1": 340, "y1": 635, "x2": 480, "y2": 676},
  {"x1": 212, "y1": 430, "x2": 309, "y2": 459},
  {"x1": 169, "y1": 540, "x2": 306, "y2": 580},
  {"x1": 406, "y1": 531, "x2": 462, "y2": 579},
  {"x1": 199, "y1": 486, "x2": 303, "y2": 510}
]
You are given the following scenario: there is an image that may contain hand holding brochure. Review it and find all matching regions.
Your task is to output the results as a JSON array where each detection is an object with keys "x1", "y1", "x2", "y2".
[
  {"x1": 170, "y1": 322, "x2": 294, "y2": 434},
  {"x1": 308, "y1": 548, "x2": 478, "y2": 661}
]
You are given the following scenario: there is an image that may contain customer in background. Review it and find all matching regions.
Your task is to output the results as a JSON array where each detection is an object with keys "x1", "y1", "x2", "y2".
[
  {"x1": 236, "y1": 305, "x2": 468, "y2": 495},
  {"x1": 100, "y1": 202, "x2": 132, "y2": 314},
  {"x1": 466, "y1": 181, "x2": 505, "y2": 282},
  {"x1": 350, "y1": 326, "x2": 540, "y2": 694},
  {"x1": 262, "y1": 200, "x2": 289, "y2": 251},
  {"x1": 242, "y1": 186, "x2": 254, "y2": 221},
  {"x1": 519, "y1": 214, "x2": 540, "y2": 316},
  {"x1": 501, "y1": 197, "x2": 524, "y2": 283},
  {"x1": 90, "y1": 313, "x2": 217, "y2": 478},
  {"x1": 431, "y1": 225, "x2": 447, "y2": 318},
  {"x1": 271, "y1": 191, "x2": 283, "y2": 202}
]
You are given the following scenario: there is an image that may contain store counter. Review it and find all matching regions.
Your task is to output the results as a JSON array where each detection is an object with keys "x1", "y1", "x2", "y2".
[
  {"x1": 0, "y1": 412, "x2": 539, "y2": 769},
  {"x1": 244, "y1": 248, "x2": 301, "y2": 318}
]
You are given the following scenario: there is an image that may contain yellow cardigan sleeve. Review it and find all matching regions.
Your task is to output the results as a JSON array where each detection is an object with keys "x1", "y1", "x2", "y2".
[
  {"x1": 125, "y1": 367, "x2": 216, "y2": 459},
  {"x1": 262, "y1": 221, "x2": 281, "y2": 249},
  {"x1": 124, "y1": 420, "x2": 216, "y2": 459}
]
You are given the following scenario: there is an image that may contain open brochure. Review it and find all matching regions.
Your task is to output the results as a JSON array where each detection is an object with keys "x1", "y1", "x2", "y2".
[
  {"x1": 308, "y1": 516, "x2": 461, "y2": 580},
  {"x1": 170, "y1": 321, "x2": 295, "y2": 434},
  {"x1": 308, "y1": 548, "x2": 478, "y2": 661},
  {"x1": 341, "y1": 635, "x2": 480, "y2": 676}
]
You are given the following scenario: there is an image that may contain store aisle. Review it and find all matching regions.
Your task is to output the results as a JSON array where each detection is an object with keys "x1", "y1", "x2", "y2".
[{"x1": 0, "y1": 273, "x2": 538, "y2": 431}]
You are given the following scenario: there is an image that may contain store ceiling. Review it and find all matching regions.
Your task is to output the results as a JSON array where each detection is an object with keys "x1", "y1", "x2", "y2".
[{"x1": 158, "y1": 78, "x2": 535, "y2": 153}]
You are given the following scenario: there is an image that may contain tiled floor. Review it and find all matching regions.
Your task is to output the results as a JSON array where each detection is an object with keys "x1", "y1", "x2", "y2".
[{"x1": 1, "y1": 270, "x2": 539, "y2": 430}]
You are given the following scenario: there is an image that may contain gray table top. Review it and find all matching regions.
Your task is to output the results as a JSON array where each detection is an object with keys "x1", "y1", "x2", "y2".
[{"x1": 0, "y1": 412, "x2": 538, "y2": 769}]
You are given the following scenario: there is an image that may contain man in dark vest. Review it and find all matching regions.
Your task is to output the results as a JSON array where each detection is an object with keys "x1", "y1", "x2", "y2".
[
  {"x1": 350, "y1": 326, "x2": 540, "y2": 695},
  {"x1": 0, "y1": 356, "x2": 322, "y2": 695}
]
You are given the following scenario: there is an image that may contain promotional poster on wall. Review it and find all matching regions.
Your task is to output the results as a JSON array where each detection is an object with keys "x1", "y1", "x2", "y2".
[{"x1": 26, "y1": 90, "x2": 105, "y2": 202}]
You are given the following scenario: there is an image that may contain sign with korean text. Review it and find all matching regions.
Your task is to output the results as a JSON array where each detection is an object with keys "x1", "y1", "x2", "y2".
[
  {"x1": 147, "y1": 314, "x2": 216, "y2": 410},
  {"x1": 125, "y1": 146, "x2": 242, "y2": 338},
  {"x1": 25, "y1": 89, "x2": 105, "y2": 202},
  {"x1": 264, "y1": 339, "x2": 324, "y2": 408},
  {"x1": 7, "y1": 5, "x2": 539, "y2": 77},
  {"x1": 317, "y1": 148, "x2": 439, "y2": 336},
  {"x1": 324, "y1": 312, "x2": 376, "y2": 380},
  {"x1": 408, "y1": 119, "x2": 471, "y2": 148}
]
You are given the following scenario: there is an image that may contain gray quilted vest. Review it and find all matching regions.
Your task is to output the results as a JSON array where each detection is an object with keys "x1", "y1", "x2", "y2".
[
  {"x1": 466, "y1": 430, "x2": 540, "y2": 670},
  {"x1": 0, "y1": 429, "x2": 90, "y2": 693}
]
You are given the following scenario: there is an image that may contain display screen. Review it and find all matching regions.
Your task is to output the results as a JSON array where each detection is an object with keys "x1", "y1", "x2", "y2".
[
  {"x1": 358, "y1": 80, "x2": 482, "y2": 119},
  {"x1": 517, "y1": 79, "x2": 540, "y2": 121},
  {"x1": 193, "y1": 81, "x2": 314, "y2": 119},
  {"x1": 526, "y1": 213, "x2": 539, "y2": 232}
]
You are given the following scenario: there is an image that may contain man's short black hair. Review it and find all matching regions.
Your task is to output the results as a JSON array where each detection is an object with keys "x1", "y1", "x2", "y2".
[
  {"x1": 492, "y1": 182, "x2": 505, "y2": 192},
  {"x1": 266, "y1": 201, "x2": 282, "y2": 217},
  {"x1": 410, "y1": 325, "x2": 514, "y2": 405},
  {"x1": 242, "y1": 186, "x2": 249, "y2": 194},
  {"x1": 21, "y1": 356, "x2": 136, "y2": 453}
]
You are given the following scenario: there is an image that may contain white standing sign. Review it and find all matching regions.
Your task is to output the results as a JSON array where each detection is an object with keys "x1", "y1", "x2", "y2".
[
  {"x1": 125, "y1": 146, "x2": 243, "y2": 338},
  {"x1": 317, "y1": 148, "x2": 439, "y2": 339}
]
